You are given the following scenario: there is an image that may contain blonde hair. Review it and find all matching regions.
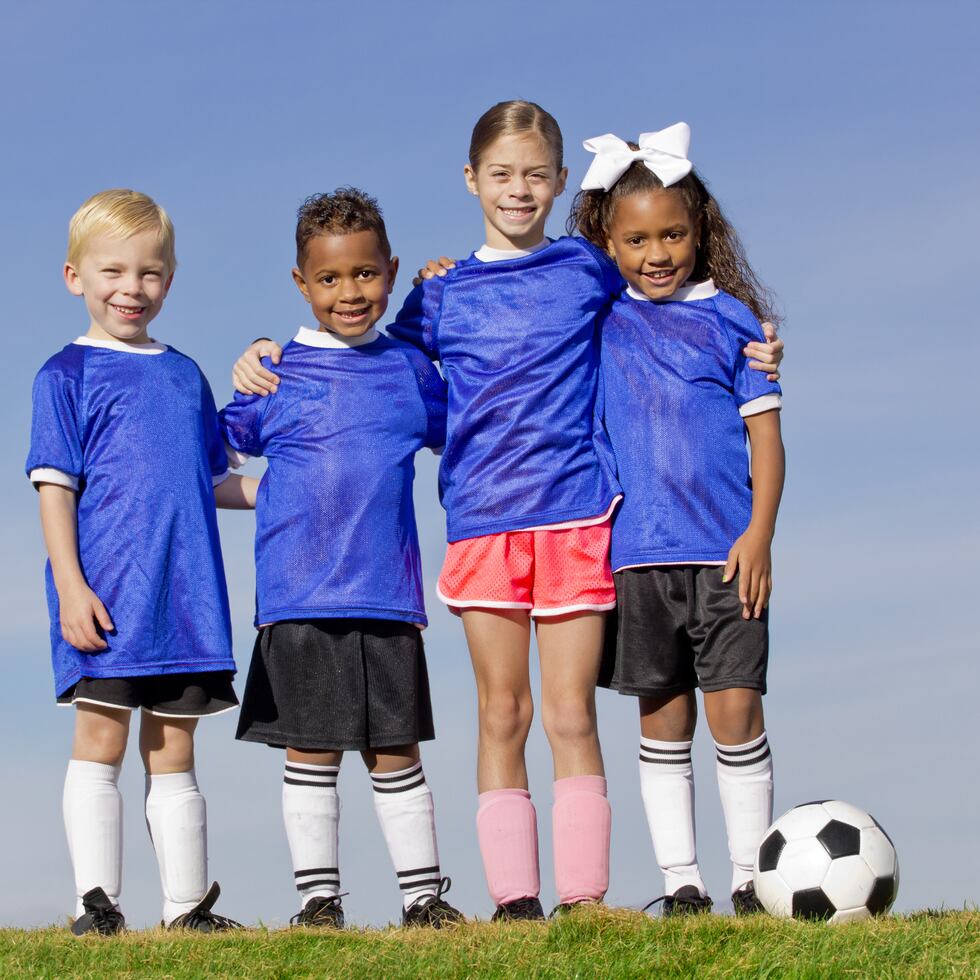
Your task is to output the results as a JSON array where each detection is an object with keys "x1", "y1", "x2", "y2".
[
  {"x1": 67, "y1": 189, "x2": 176, "y2": 271},
  {"x1": 468, "y1": 100, "x2": 564, "y2": 170}
]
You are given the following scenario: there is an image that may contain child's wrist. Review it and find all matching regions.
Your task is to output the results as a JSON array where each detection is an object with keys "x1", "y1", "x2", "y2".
[{"x1": 746, "y1": 520, "x2": 776, "y2": 543}]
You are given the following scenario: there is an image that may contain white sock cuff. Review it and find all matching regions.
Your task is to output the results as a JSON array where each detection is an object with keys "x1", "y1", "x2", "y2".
[
  {"x1": 640, "y1": 738, "x2": 694, "y2": 768},
  {"x1": 145, "y1": 769, "x2": 198, "y2": 793},
  {"x1": 715, "y1": 731, "x2": 771, "y2": 772},
  {"x1": 284, "y1": 762, "x2": 340, "y2": 789},
  {"x1": 68, "y1": 759, "x2": 121, "y2": 782},
  {"x1": 370, "y1": 762, "x2": 426, "y2": 796}
]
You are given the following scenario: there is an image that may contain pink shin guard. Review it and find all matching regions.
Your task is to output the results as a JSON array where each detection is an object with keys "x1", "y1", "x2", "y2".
[
  {"x1": 553, "y1": 775, "x2": 611, "y2": 904},
  {"x1": 476, "y1": 788, "x2": 540, "y2": 905}
]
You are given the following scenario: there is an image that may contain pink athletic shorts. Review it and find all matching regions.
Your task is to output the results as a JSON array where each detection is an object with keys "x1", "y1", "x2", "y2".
[{"x1": 437, "y1": 519, "x2": 616, "y2": 617}]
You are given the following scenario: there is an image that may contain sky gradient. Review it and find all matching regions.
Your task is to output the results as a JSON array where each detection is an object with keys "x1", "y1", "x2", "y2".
[{"x1": 1, "y1": 0, "x2": 977, "y2": 927}]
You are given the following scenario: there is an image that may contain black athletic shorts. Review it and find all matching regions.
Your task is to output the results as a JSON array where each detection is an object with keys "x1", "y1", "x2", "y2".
[
  {"x1": 599, "y1": 565, "x2": 768, "y2": 697},
  {"x1": 236, "y1": 618, "x2": 435, "y2": 752},
  {"x1": 57, "y1": 671, "x2": 238, "y2": 717}
]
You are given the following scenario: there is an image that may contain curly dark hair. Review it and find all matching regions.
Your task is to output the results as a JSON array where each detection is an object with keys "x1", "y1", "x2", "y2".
[
  {"x1": 567, "y1": 152, "x2": 779, "y2": 324},
  {"x1": 295, "y1": 187, "x2": 391, "y2": 266}
]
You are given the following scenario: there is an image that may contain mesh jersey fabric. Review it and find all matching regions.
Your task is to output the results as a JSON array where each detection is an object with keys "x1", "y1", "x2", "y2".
[
  {"x1": 389, "y1": 236, "x2": 622, "y2": 543},
  {"x1": 26, "y1": 341, "x2": 235, "y2": 696},
  {"x1": 599, "y1": 285, "x2": 782, "y2": 569},
  {"x1": 219, "y1": 330, "x2": 446, "y2": 627}
]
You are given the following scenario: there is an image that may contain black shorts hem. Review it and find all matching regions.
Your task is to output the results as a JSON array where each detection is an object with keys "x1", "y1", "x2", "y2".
[
  {"x1": 698, "y1": 678, "x2": 767, "y2": 695},
  {"x1": 608, "y1": 681, "x2": 698, "y2": 698},
  {"x1": 56, "y1": 671, "x2": 238, "y2": 716},
  {"x1": 238, "y1": 728, "x2": 434, "y2": 752}
]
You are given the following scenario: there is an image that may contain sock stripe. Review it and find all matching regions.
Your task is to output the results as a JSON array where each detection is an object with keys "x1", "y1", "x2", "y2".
[
  {"x1": 295, "y1": 867, "x2": 339, "y2": 878},
  {"x1": 639, "y1": 753, "x2": 692, "y2": 766},
  {"x1": 285, "y1": 763, "x2": 340, "y2": 773},
  {"x1": 396, "y1": 865, "x2": 440, "y2": 878},
  {"x1": 370, "y1": 764, "x2": 423, "y2": 784},
  {"x1": 295, "y1": 878, "x2": 340, "y2": 891},
  {"x1": 399, "y1": 877, "x2": 441, "y2": 891},
  {"x1": 716, "y1": 745, "x2": 771, "y2": 768},
  {"x1": 284, "y1": 776, "x2": 338, "y2": 788},
  {"x1": 715, "y1": 739, "x2": 768, "y2": 758},
  {"x1": 639, "y1": 744, "x2": 691, "y2": 755}
]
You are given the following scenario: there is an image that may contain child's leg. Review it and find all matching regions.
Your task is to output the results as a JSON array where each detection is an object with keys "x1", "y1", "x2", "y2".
[
  {"x1": 66, "y1": 704, "x2": 130, "y2": 915},
  {"x1": 537, "y1": 612, "x2": 611, "y2": 905},
  {"x1": 139, "y1": 713, "x2": 209, "y2": 924},
  {"x1": 363, "y1": 744, "x2": 443, "y2": 910},
  {"x1": 638, "y1": 691, "x2": 706, "y2": 897},
  {"x1": 703, "y1": 688, "x2": 771, "y2": 894},
  {"x1": 463, "y1": 609, "x2": 540, "y2": 906},
  {"x1": 283, "y1": 747, "x2": 343, "y2": 908}
]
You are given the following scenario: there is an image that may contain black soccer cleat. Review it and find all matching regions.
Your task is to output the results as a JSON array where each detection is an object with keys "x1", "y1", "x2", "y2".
[
  {"x1": 167, "y1": 881, "x2": 244, "y2": 932},
  {"x1": 290, "y1": 894, "x2": 346, "y2": 929},
  {"x1": 71, "y1": 887, "x2": 125, "y2": 936},
  {"x1": 491, "y1": 896, "x2": 546, "y2": 922},
  {"x1": 645, "y1": 884, "x2": 714, "y2": 917},
  {"x1": 731, "y1": 881, "x2": 765, "y2": 916},
  {"x1": 402, "y1": 877, "x2": 465, "y2": 928}
]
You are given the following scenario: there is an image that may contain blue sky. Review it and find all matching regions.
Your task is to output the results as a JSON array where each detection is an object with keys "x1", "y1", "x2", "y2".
[{"x1": 1, "y1": 0, "x2": 977, "y2": 927}]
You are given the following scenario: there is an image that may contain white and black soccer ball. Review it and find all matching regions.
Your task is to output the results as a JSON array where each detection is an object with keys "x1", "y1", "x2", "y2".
[{"x1": 753, "y1": 800, "x2": 899, "y2": 923}]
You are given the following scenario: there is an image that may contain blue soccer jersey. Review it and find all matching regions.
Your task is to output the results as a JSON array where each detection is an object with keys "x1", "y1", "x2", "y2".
[
  {"x1": 219, "y1": 327, "x2": 447, "y2": 627},
  {"x1": 599, "y1": 281, "x2": 782, "y2": 570},
  {"x1": 26, "y1": 337, "x2": 236, "y2": 696},
  {"x1": 389, "y1": 237, "x2": 622, "y2": 542}
]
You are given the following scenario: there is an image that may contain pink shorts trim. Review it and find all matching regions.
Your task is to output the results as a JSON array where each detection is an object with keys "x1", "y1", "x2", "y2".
[{"x1": 438, "y1": 519, "x2": 616, "y2": 618}]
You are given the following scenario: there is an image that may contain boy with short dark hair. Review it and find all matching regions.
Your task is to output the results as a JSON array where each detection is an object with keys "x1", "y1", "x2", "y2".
[
  {"x1": 221, "y1": 187, "x2": 463, "y2": 928},
  {"x1": 27, "y1": 189, "x2": 250, "y2": 934}
]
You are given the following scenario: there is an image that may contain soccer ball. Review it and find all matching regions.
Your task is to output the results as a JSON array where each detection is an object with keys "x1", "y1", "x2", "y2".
[{"x1": 753, "y1": 801, "x2": 899, "y2": 923}]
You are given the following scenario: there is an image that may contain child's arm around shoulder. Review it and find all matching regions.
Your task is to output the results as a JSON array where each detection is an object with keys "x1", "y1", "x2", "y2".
[
  {"x1": 403, "y1": 345, "x2": 447, "y2": 451},
  {"x1": 387, "y1": 276, "x2": 446, "y2": 362}
]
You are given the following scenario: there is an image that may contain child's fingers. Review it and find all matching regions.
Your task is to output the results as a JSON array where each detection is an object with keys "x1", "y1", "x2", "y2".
[
  {"x1": 722, "y1": 552, "x2": 738, "y2": 584},
  {"x1": 760, "y1": 321, "x2": 777, "y2": 343},
  {"x1": 438, "y1": 256, "x2": 456, "y2": 272},
  {"x1": 753, "y1": 579, "x2": 768, "y2": 619},
  {"x1": 93, "y1": 597, "x2": 114, "y2": 633}
]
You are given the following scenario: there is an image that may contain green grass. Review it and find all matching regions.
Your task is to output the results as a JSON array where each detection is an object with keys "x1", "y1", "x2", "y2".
[{"x1": 1, "y1": 908, "x2": 976, "y2": 979}]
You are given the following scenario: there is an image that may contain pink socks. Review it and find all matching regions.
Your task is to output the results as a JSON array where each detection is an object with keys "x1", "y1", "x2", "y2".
[
  {"x1": 477, "y1": 777, "x2": 611, "y2": 907},
  {"x1": 553, "y1": 775, "x2": 611, "y2": 905},
  {"x1": 477, "y1": 789, "x2": 540, "y2": 905}
]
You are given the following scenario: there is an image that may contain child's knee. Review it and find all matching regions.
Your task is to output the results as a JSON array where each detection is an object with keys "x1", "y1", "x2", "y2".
[
  {"x1": 639, "y1": 691, "x2": 697, "y2": 741},
  {"x1": 480, "y1": 691, "x2": 533, "y2": 744},
  {"x1": 139, "y1": 714, "x2": 198, "y2": 773},
  {"x1": 703, "y1": 688, "x2": 764, "y2": 744},
  {"x1": 541, "y1": 697, "x2": 597, "y2": 745},
  {"x1": 72, "y1": 705, "x2": 130, "y2": 766}
]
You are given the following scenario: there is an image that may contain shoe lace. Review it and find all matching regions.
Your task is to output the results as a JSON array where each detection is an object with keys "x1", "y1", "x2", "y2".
[
  {"x1": 180, "y1": 907, "x2": 244, "y2": 931},
  {"x1": 643, "y1": 892, "x2": 710, "y2": 914},
  {"x1": 504, "y1": 896, "x2": 542, "y2": 917},
  {"x1": 90, "y1": 905, "x2": 124, "y2": 935},
  {"x1": 290, "y1": 893, "x2": 347, "y2": 926},
  {"x1": 408, "y1": 878, "x2": 456, "y2": 915}
]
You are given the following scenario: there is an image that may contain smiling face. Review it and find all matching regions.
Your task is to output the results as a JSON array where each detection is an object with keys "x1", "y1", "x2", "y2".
[
  {"x1": 464, "y1": 131, "x2": 567, "y2": 250},
  {"x1": 292, "y1": 229, "x2": 398, "y2": 337},
  {"x1": 64, "y1": 230, "x2": 173, "y2": 344},
  {"x1": 606, "y1": 188, "x2": 699, "y2": 300}
]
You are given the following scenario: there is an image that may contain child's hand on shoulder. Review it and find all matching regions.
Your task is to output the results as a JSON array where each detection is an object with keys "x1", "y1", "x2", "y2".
[
  {"x1": 232, "y1": 339, "x2": 283, "y2": 396},
  {"x1": 744, "y1": 322, "x2": 784, "y2": 382},
  {"x1": 722, "y1": 527, "x2": 773, "y2": 620},
  {"x1": 60, "y1": 581, "x2": 114, "y2": 652},
  {"x1": 412, "y1": 256, "x2": 456, "y2": 286}
]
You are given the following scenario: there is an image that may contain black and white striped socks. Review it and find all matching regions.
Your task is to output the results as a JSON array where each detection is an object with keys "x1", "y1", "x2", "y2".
[
  {"x1": 715, "y1": 732, "x2": 773, "y2": 893},
  {"x1": 370, "y1": 763, "x2": 442, "y2": 910},
  {"x1": 638, "y1": 738, "x2": 706, "y2": 896},
  {"x1": 282, "y1": 762, "x2": 341, "y2": 904}
]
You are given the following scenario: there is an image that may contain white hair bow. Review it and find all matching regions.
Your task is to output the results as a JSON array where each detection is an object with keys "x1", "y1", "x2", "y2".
[{"x1": 580, "y1": 123, "x2": 692, "y2": 191}]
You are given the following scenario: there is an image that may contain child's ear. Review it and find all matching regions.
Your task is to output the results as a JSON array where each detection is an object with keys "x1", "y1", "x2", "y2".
[
  {"x1": 163, "y1": 271, "x2": 175, "y2": 295},
  {"x1": 63, "y1": 263, "x2": 84, "y2": 296},
  {"x1": 463, "y1": 164, "x2": 479, "y2": 196},
  {"x1": 605, "y1": 238, "x2": 616, "y2": 259},
  {"x1": 387, "y1": 256, "x2": 399, "y2": 294},
  {"x1": 555, "y1": 166, "x2": 569, "y2": 198},
  {"x1": 291, "y1": 267, "x2": 311, "y2": 302}
]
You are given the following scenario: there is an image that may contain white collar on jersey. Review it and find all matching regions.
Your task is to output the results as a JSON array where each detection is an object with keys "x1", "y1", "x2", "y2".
[
  {"x1": 474, "y1": 239, "x2": 551, "y2": 263},
  {"x1": 625, "y1": 278, "x2": 718, "y2": 303},
  {"x1": 293, "y1": 325, "x2": 380, "y2": 348},
  {"x1": 73, "y1": 335, "x2": 168, "y2": 354}
]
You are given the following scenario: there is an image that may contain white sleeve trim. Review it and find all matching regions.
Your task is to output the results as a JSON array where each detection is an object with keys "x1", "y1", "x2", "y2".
[
  {"x1": 212, "y1": 470, "x2": 230, "y2": 487},
  {"x1": 224, "y1": 441, "x2": 250, "y2": 470},
  {"x1": 29, "y1": 467, "x2": 79, "y2": 491},
  {"x1": 739, "y1": 394, "x2": 782, "y2": 418}
]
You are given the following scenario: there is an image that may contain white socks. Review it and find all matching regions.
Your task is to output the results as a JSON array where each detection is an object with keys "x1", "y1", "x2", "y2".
[
  {"x1": 144, "y1": 770, "x2": 209, "y2": 924},
  {"x1": 282, "y1": 762, "x2": 341, "y2": 905},
  {"x1": 638, "y1": 738, "x2": 706, "y2": 897},
  {"x1": 715, "y1": 731, "x2": 773, "y2": 893},
  {"x1": 371, "y1": 763, "x2": 441, "y2": 910},
  {"x1": 64, "y1": 760, "x2": 123, "y2": 917}
]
